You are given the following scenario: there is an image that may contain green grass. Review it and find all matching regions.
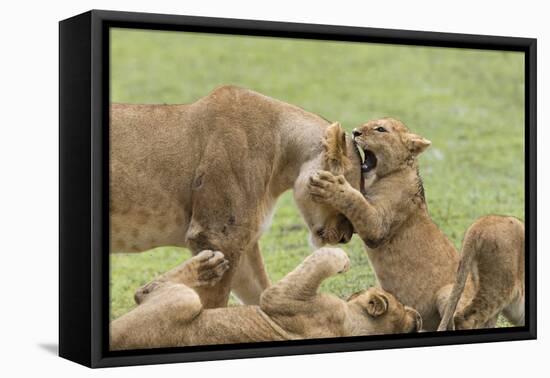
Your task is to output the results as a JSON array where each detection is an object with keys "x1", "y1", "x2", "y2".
[{"x1": 109, "y1": 28, "x2": 524, "y2": 327}]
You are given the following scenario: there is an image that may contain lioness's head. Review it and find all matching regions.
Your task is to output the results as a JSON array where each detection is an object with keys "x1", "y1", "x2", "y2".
[
  {"x1": 352, "y1": 118, "x2": 431, "y2": 177},
  {"x1": 294, "y1": 122, "x2": 362, "y2": 247},
  {"x1": 347, "y1": 287, "x2": 423, "y2": 334}
]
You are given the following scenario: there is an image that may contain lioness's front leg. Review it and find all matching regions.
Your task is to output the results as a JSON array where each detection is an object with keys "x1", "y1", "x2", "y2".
[
  {"x1": 232, "y1": 243, "x2": 271, "y2": 305},
  {"x1": 308, "y1": 171, "x2": 387, "y2": 245}
]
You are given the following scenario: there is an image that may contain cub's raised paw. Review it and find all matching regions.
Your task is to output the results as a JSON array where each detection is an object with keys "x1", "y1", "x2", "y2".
[
  {"x1": 160, "y1": 250, "x2": 230, "y2": 288},
  {"x1": 308, "y1": 171, "x2": 347, "y2": 203},
  {"x1": 308, "y1": 171, "x2": 333, "y2": 202},
  {"x1": 312, "y1": 247, "x2": 351, "y2": 274},
  {"x1": 194, "y1": 250, "x2": 230, "y2": 287}
]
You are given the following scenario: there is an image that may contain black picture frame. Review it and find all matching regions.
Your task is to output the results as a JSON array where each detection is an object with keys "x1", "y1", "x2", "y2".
[{"x1": 59, "y1": 9, "x2": 537, "y2": 368}]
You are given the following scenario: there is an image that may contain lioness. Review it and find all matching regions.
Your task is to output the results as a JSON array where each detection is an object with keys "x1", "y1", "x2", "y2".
[
  {"x1": 308, "y1": 117, "x2": 525, "y2": 331},
  {"x1": 111, "y1": 86, "x2": 362, "y2": 308},
  {"x1": 110, "y1": 248, "x2": 422, "y2": 350}
]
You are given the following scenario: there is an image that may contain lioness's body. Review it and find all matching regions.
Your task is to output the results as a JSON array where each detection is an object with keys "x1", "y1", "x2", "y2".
[
  {"x1": 110, "y1": 86, "x2": 361, "y2": 307},
  {"x1": 110, "y1": 249, "x2": 421, "y2": 350},
  {"x1": 309, "y1": 118, "x2": 525, "y2": 331}
]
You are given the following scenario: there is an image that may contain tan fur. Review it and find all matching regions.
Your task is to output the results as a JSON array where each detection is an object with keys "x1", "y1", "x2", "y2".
[
  {"x1": 308, "y1": 117, "x2": 525, "y2": 331},
  {"x1": 110, "y1": 86, "x2": 362, "y2": 308},
  {"x1": 438, "y1": 216, "x2": 525, "y2": 330},
  {"x1": 110, "y1": 248, "x2": 422, "y2": 350},
  {"x1": 323, "y1": 122, "x2": 352, "y2": 175}
]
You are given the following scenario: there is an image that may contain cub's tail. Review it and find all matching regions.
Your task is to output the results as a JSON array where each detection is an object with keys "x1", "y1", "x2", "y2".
[{"x1": 437, "y1": 225, "x2": 478, "y2": 331}]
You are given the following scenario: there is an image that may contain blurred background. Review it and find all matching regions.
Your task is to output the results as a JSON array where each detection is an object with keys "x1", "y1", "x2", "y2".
[{"x1": 109, "y1": 28, "x2": 524, "y2": 326}]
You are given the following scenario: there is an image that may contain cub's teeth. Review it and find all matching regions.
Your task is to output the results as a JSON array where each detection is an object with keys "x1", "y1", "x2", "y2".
[{"x1": 357, "y1": 147, "x2": 365, "y2": 163}]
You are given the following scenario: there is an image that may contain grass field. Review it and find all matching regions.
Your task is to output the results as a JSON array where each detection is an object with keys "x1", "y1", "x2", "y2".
[{"x1": 109, "y1": 28, "x2": 525, "y2": 326}]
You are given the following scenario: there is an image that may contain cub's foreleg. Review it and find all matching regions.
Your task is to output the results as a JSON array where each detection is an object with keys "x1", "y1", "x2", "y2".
[
  {"x1": 260, "y1": 247, "x2": 350, "y2": 312},
  {"x1": 308, "y1": 171, "x2": 388, "y2": 246}
]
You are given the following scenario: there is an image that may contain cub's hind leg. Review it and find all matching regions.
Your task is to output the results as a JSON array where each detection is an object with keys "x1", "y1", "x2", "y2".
[
  {"x1": 502, "y1": 292, "x2": 525, "y2": 326},
  {"x1": 454, "y1": 264, "x2": 514, "y2": 330},
  {"x1": 483, "y1": 315, "x2": 499, "y2": 328},
  {"x1": 436, "y1": 283, "x2": 474, "y2": 331},
  {"x1": 137, "y1": 249, "x2": 230, "y2": 297},
  {"x1": 132, "y1": 250, "x2": 229, "y2": 320},
  {"x1": 110, "y1": 251, "x2": 229, "y2": 350}
]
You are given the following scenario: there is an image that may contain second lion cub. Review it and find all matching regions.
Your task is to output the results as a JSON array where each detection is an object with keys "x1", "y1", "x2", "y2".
[{"x1": 308, "y1": 117, "x2": 524, "y2": 331}]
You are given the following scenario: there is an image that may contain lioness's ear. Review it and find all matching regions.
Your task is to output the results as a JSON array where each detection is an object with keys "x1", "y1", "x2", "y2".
[
  {"x1": 323, "y1": 122, "x2": 351, "y2": 175},
  {"x1": 365, "y1": 292, "x2": 389, "y2": 317},
  {"x1": 405, "y1": 133, "x2": 431, "y2": 156}
]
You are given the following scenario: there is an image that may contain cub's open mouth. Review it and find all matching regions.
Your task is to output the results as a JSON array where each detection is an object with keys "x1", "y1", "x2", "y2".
[
  {"x1": 362, "y1": 149, "x2": 377, "y2": 173},
  {"x1": 353, "y1": 139, "x2": 377, "y2": 173}
]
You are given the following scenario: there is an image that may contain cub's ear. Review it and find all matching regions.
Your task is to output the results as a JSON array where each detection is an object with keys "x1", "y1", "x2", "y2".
[
  {"x1": 406, "y1": 307, "x2": 423, "y2": 332},
  {"x1": 365, "y1": 292, "x2": 389, "y2": 317},
  {"x1": 323, "y1": 122, "x2": 351, "y2": 175},
  {"x1": 347, "y1": 289, "x2": 367, "y2": 302},
  {"x1": 405, "y1": 133, "x2": 431, "y2": 156}
]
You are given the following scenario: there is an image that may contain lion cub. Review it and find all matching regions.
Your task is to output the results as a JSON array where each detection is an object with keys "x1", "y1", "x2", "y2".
[
  {"x1": 110, "y1": 247, "x2": 421, "y2": 350},
  {"x1": 308, "y1": 117, "x2": 525, "y2": 331}
]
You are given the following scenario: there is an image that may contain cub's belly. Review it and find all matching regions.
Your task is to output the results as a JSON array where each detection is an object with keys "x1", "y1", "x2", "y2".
[{"x1": 183, "y1": 306, "x2": 289, "y2": 346}]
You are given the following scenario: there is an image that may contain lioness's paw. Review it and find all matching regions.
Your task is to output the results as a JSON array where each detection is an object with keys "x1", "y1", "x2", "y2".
[
  {"x1": 195, "y1": 250, "x2": 230, "y2": 287},
  {"x1": 313, "y1": 247, "x2": 351, "y2": 274}
]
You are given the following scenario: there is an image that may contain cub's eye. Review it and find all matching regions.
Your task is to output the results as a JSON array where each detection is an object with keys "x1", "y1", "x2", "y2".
[{"x1": 374, "y1": 126, "x2": 387, "y2": 133}]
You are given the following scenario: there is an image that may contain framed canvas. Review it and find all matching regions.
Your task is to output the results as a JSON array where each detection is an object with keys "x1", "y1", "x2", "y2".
[{"x1": 59, "y1": 9, "x2": 536, "y2": 368}]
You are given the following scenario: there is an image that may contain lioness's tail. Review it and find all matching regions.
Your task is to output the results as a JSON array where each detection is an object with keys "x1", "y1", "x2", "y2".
[{"x1": 437, "y1": 215, "x2": 524, "y2": 331}]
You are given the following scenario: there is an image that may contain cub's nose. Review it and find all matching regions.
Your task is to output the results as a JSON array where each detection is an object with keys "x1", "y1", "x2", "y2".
[{"x1": 352, "y1": 129, "x2": 362, "y2": 138}]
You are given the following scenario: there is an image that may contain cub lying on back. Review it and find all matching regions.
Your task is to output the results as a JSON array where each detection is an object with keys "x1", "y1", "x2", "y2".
[
  {"x1": 308, "y1": 117, "x2": 525, "y2": 331},
  {"x1": 110, "y1": 247, "x2": 421, "y2": 350}
]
